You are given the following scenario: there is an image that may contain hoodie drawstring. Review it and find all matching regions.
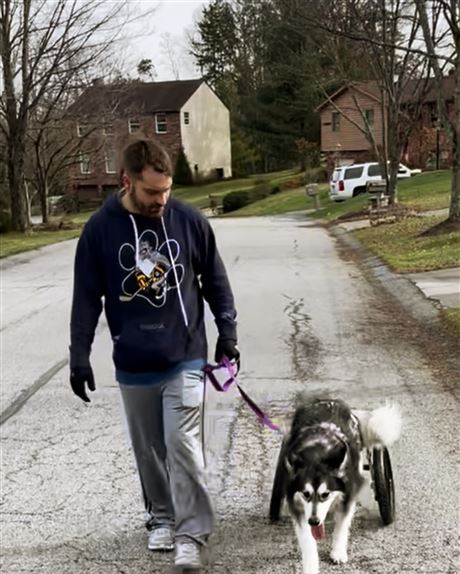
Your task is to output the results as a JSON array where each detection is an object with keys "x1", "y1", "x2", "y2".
[{"x1": 128, "y1": 214, "x2": 189, "y2": 328}]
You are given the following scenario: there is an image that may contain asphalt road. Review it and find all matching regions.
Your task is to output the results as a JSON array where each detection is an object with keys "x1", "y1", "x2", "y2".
[{"x1": 1, "y1": 213, "x2": 458, "y2": 574}]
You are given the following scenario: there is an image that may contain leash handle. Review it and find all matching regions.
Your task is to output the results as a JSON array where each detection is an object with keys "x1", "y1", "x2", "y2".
[{"x1": 203, "y1": 357, "x2": 281, "y2": 432}]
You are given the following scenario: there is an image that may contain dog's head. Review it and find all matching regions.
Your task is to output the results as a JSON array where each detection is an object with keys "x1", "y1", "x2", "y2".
[{"x1": 285, "y1": 431, "x2": 348, "y2": 531}]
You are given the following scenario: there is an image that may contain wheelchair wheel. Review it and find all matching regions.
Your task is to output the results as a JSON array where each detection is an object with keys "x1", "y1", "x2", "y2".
[
  {"x1": 269, "y1": 443, "x2": 287, "y2": 522},
  {"x1": 372, "y1": 446, "x2": 395, "y2": 525}
]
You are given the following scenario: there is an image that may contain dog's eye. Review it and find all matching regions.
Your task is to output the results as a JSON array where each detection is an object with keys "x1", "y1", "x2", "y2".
[
  {"x1": 319, "y1": 491, "x2": 330, "y2": 501},
  {"x1": 302, "y1": 491, "x2": 313, "y2": 501}
]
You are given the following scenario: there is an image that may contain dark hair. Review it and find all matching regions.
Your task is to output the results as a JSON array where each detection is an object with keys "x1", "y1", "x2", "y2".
[{"x1": 121, "y1": 137, "x2": 172, "y2": 179}]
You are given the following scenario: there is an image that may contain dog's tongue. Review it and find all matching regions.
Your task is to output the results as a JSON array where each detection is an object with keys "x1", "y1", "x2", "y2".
[{"x1": 311, "y1": 524, "x2": 326, "y2": 541}]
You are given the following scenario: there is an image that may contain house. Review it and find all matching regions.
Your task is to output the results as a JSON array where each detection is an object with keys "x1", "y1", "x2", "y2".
[
  {"x1": 66, "y1": 79, "x2": 232, "y2": 203},
  {"x1": 317, "y1": 75, "x2": 454, "y2": 172}
]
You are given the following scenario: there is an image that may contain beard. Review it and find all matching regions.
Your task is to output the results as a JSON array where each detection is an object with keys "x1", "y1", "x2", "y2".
[{"x1": 130, "y1": 188, "x2": 164, "y2": 218}]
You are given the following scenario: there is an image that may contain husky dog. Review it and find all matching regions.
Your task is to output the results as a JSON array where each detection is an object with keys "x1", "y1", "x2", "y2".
[{"x1": 269, "y1": 397, "x2": 401, "y2": 574}]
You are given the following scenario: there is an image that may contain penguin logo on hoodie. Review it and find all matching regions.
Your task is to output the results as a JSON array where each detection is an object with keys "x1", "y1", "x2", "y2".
[{"x1": 118, "y1": 229, "x2": 184, "y2": 307}]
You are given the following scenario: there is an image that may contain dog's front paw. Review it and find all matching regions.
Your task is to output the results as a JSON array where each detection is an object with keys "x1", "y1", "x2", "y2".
[
  {"x1": 330, "y1": 547, "x2": 348, "y2": 564},
  {"x1": 302, "y1": 560, "x2": 319, "y2": 574}
]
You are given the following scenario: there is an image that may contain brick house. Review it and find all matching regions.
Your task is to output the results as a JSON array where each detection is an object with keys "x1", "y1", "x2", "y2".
[
  {"x1": 66, "y1": 79, "x2": 232, "y2": 203},
  {"x1": 317, "y1": 75, "x2": 454, "y2": 172}
]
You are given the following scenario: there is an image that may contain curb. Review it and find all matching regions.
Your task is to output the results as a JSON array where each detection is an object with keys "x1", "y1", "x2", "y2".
[{"x1": 329, "y1": 225, "x2": 444, "y2": 329}]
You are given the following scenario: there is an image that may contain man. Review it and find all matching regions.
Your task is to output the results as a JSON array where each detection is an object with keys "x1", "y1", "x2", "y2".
[{"x1": 69, "y1": 137, "x2": 239, "y2": 570}]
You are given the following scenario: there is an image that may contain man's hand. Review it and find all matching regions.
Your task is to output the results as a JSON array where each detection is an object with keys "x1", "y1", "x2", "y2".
[
  {"x1": 70, "y1": 365, "x2": 96, "y2": 403},
  {"x1": 215, "y1": 338, "x2": 240, "y2": 367}
]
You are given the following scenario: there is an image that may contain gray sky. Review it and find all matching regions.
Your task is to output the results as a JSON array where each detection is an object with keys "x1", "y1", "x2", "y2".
[{"x1": 122, "y1": 0, "x2": 208, "y2": 81}]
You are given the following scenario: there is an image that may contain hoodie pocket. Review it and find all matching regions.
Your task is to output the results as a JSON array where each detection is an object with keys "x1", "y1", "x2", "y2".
[{"x1": 113, "y1": 321, "x2": 190, "y2": 372}]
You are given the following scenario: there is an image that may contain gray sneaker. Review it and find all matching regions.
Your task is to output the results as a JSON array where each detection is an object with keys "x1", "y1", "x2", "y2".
[
  {"x1": 174, "y1": 540, "x2": 202, "y2": 568},
  {"x1": 148, "y1": 527, "x2": 174, "y2": 551}
]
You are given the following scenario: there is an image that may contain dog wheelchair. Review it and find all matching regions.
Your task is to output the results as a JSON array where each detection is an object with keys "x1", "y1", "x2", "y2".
[
  {"x1": 363, "y1": 446, "x2": 395, "y2": 525},
  {"x1": 269, "y1": 443, "x2": 396, "y2": 526}
]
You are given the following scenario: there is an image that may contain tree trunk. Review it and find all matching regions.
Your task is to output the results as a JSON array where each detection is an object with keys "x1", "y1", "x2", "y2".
[
  {"x1": 7, "y1": 140, "x2": 29, "y2": 232},
  {"x1": 449, "y1": 37, "x2": 460, "y2": 222},
  {"x1": 40, "y1": 180, "x2": 49, "y2": 224}
]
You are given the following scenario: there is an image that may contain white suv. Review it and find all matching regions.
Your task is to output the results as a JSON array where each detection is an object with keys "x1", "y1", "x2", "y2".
[{"x1": 329, "y1": 162, "x2": 418, "y2": 201}]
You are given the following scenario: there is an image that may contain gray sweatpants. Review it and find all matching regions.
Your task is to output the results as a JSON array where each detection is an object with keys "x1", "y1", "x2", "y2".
[{"x1": 119, "y1": 369, "x2": 213, "y2": 545}]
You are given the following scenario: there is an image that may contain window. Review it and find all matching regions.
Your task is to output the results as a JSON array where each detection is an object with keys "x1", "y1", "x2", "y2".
[
  {"x1": 332, "y1": 112, "x2": 340, "y2": 132},
  {"x1": 155, "y1": 113, "x2": 167, "y2": 133},
  {"x1": 184, "y1": 111, "x2": 190, "y2": 125},
  {"x1": 103, "y1": 123, "x2": 114, "y2": 136},
  {"x1": 344, "y1": 166, "x2": 363, "y2": 179},
  {"x1": 79, "y1": 152, "x2": 91, "y2": 174},
  {"x1": 77, "y1": 122, "x2": 86, "y2": 137},
  {"x1": 365, "y1": 109, "x2": 374, "y2": 127},
  {"x1": 368, "y1": 164, "x2": 382, "y2": 177},
  {"x1": 129, "y1": 119, "x2": 140, "y2": 133},
  {"x1": 105, "y1": 148, "x2": 117, "y2": 174}
]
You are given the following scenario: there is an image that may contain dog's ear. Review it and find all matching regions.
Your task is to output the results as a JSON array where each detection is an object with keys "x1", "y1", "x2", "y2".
[
  {"x1": 284, "y1": 455, "x2": 294, "y2": 477},
  {"x1": 323, "y1": 443, "x2": 347, "y2": 470}
]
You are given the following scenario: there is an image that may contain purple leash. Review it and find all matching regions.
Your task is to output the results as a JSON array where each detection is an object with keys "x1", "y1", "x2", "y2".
[{"x1": 202, "y1": 357, "x2": 281, "y2": 432}]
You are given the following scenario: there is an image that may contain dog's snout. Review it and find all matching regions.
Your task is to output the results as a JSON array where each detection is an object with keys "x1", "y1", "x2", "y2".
[{"x1": 308, "y1": 516, "x2": 320, "y2": 526}]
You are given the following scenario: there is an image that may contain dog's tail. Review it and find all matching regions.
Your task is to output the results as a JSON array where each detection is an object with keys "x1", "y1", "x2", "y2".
[{"x1": 354, "y1": 404, "x2": 402, "y2": 448}]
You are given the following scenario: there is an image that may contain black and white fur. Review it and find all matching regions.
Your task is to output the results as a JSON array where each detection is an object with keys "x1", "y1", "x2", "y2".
[{"x1": 269, "y1": 397, "x2": 401, "y2": 574}]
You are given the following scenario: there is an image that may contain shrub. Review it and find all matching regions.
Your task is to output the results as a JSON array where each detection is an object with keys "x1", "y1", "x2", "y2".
[
  {"x1": 223, "y1": 190, "x2": 252, "y2": 213},
  {"x1": 174, "y1": 147, "x2": 194, "y2": 185},
  {"x1": 252, "y1": 179, "x2": 272, "y2": 201},
  {"x1": 54, "y1": 194, "x2": 79, "y2": 214}
]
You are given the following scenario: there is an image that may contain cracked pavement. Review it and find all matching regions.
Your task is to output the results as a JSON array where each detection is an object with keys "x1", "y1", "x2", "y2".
[{"x1": 1, "y1": 214, "x2": 459, "y2": 573}]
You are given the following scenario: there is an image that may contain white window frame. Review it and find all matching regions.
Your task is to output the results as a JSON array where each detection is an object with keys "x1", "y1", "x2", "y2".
[
  {"x1": 79, "y1": 152, "x2": 91, "y2": 175},
  {"x1": 184, "y1": 111, "x2": 190, "y2": 126},
  {"x1": 155, "y1": 112, "x2": 167, "y2": 134},
  {"x1": 104, "y1": 149, "x2": 117, "y2": 174},
  {"x1": 128, "y1": 119, "x2": 140, "y2": 134}
]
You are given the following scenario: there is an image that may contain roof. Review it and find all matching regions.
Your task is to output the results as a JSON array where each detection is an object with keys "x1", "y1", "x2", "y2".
[
  {"x1": 317, "y1": 75, "x2": 454, "y2": 113},
  {"x1": 400, "y1": 74, "x2": 455, "y2": 104},
  {"x1": 316, "y1": 81, "x2": 381, "y2": 112},
  {"x1": 68, "y1": 79, "x2": 205, "y2": 117}
]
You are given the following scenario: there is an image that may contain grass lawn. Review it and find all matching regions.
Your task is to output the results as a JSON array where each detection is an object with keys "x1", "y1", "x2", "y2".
[
  {"x1": 228, "y1": 169, "x2": 451, "y2": 219},
  {"x1": 173, "y1": 168, "x2": 299, "y2": 210},
  {"x1": 223, "y1": 185, "x2": 324, "y2": 216},
  {"x1": 0, "y1": 210, "x2": 94, "y2": 258},
  {"x1": 353, "y1": 215, "x2": 460, "y2": 273},
  {"x1": 442, "y1": 308, "x2": 460, "y2": 340},
  {"x1": 398, "y1": 170, "x2": 451, "y2": 211},
  {"x1": 0, "y1": 228, "x2": 82, "y2": 258}
]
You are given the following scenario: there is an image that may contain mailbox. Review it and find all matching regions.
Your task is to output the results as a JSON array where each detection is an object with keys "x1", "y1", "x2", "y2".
[{"x1": 306, "y1": 183, "x2": 319, "y2": 197}]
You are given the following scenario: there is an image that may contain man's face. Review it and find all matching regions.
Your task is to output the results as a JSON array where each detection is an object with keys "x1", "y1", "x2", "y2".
[{"x1": 124, "y1": 167, "x2": 172, "y2": 218}]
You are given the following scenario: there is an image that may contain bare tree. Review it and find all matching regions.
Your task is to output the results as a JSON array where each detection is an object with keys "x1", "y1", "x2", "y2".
[
  {"x1": 0, "y1": 0, "x2": 151, "y2": 232},
  {"x1": 415, "y1": 0, "x2": 459, "y2": 224},
  {"x1": 161, "y1": 33, "x2": 181, "y2": 81}
]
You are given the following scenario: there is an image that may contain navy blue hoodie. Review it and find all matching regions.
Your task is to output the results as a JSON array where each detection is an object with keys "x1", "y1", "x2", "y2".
[{"x1": 70, "y1": 193, "x2": 237, "y2": 373}]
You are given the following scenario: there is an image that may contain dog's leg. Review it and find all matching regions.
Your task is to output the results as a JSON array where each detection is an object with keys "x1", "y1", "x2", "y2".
[
  {"x1": 293, "y1": 518, "x2": 320, "y2": 574},
  {"x1": 330, "y1": 502, "x2": 356, "y2": 564}
]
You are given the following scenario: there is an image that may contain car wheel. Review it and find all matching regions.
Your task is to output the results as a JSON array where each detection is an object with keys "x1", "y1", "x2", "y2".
[{"x1": 352, "y1": 186, "x2": 367, "y2": 197}]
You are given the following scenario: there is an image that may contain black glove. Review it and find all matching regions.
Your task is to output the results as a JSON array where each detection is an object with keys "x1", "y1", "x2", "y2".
[
  {"x1": 70, "y1": 365, "x2": 95, "y2": 403},
  {"x1": 215, "y1": 338, "x2": 240, "y2": 367}
]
